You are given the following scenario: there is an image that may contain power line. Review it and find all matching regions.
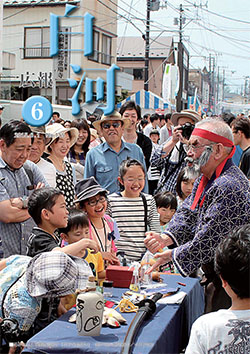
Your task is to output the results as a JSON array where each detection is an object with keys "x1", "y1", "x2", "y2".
[
  {"x1": 97, "y1": 0, "x2": 144, "y2": 35},
  {"x1": 184, "y1": 0, "x2": 250, "y2": 24}
]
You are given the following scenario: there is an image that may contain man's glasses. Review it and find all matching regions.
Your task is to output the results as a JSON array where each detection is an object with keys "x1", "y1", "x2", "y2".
[
  {"x1": 183, "y1": 143, "x2": 215, "y2": 153},
  {"x1": 102, "y1": 122, "x2": 121, "y2": 130},
  {"x1": 87, "y1": 196, "x2": 107, "y2": 207}
]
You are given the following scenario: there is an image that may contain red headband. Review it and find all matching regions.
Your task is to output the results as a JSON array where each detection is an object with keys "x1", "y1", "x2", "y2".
[
  {"x1": 192, "y1": 128, "x2": 234, "y2": 147},
  {"x1": 190, "y1": 128, "x2": 236, "y2": 211}
]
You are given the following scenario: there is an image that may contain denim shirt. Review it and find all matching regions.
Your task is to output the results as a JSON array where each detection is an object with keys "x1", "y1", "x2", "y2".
[{"x1": 84, "y1": 141, "x2": 148, "y2": 193}]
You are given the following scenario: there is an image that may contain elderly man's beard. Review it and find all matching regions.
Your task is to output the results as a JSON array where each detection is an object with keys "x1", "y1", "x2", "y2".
[{"x1": 184, "y1": 146, "x2": 213, "y2": 180}]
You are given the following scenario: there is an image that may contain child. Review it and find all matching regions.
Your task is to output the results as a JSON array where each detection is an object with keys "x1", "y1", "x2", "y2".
[
  {"x1": 26, "y1": 187, "x2": 99, "y2": 257},
  {"x1": 176, "y1": 168, "x2": 196, "y2": 208},
  {"x1": 154, "y1": 191, "x2": 177, "y2": 232},
  {"x1": 148, "y1": 129, "x2": 161, "y2": 195},
  {"x1": 75, "y1": 177, "x2": 120, "y2": 266},
  {"x1": 107, "y1": 158, "x2": 160, "y2": 262},
  {"x1": 186, "y1": 225, "x2": 250, "y2": 353},
  {"x1": 59, "y1": 208, "x2": 105, "y2": 283}
]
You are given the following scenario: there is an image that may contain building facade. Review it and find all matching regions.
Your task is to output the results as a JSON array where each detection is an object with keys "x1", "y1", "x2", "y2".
[{"x1": 2, "y1": 0, "x2": 118, "y2": 107}]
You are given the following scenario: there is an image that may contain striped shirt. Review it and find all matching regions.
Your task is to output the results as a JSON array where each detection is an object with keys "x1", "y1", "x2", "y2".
[{"x1": 107, "y1": 193, "x2": 160, "y2": 262}]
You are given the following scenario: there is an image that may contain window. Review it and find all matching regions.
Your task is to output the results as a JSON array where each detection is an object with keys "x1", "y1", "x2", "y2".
[
  {"x1": 124, "y1": 68, "x2": 144, "y2": 80},
  {"x1": 88, "y1": 31, "x2": 99, "y2": 62},
  {"x1": 101, "y1": 34, "x2": 112, "y2": 65},
  {"x1": 24, "y1": 27, "x2": 50, "y2": 58}
]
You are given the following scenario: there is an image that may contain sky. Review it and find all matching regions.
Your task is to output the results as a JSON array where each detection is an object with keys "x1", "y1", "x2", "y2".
[{"x1": 117, "y1": 0, "x2": 250, "y2": 93}]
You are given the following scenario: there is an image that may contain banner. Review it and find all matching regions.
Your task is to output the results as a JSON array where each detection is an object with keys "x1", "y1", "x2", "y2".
[{"x1": 162, "y1": 64, "x2": 172, "y2": 102}]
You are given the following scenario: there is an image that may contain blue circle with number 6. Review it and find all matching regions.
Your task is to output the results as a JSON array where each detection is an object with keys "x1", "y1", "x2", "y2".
[{"x1": 22, "y1": 96, "x2": 53, "y2": 126}]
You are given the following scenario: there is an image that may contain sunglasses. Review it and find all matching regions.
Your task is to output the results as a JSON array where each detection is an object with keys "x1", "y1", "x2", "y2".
[{"x1": 102, "y1": 122, "x2": 121, "y2": 130}]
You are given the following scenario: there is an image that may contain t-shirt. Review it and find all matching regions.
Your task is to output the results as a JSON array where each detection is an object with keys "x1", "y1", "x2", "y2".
[
  {"x1": 36, "y1": 158, "x2": 57, "y2": 187},
  {"x1": 83, "y1": 249, "x2": 104, "y2": 280},
  {"x1": 239, "y1": 146, "x2": 250, "y2": 178},
  {"x1": 26, "y1": 227, "x2": 61, "y2": 257},
  {"x1": 185, "y1": 309, "x2": 250, "y2": 354},
  {"x1": 107, "y1": 193, "x2": 160, "y2": 262}
]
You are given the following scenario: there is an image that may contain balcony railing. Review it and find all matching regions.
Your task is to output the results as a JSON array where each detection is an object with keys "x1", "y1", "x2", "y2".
[{"x1": 22, "y1": 47, "x2": 50, "y2": 58}]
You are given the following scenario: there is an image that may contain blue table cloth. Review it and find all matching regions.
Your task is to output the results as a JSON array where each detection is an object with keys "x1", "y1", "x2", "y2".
[{"x1": 24, "y1": 274, "x2": 204, "y2": 354}]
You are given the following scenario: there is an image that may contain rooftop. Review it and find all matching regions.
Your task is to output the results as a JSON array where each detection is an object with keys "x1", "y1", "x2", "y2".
[
  {"x1": 4, "y1": 0, "x2": 79, "y2": 6},
  {"x1": 117, "y1": 36, "x2": 174, "y2": 59}
]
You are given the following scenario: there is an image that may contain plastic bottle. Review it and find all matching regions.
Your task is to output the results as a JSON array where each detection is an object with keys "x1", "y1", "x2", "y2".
[
  {"x1": 76, "y1": 276, "x2": 104, "y2": 336},
  {"x1": 140, "y1": 251, "x2": 153, "y2": 285},
  {"x1": 129, "y1": 262, "x2": 141, "y2": 292}
]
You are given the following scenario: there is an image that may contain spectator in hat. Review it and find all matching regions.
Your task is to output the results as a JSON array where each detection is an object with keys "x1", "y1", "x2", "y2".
[
  {"x1": 75, "y1": 177, "x2": 120, "y2": 266},
  {"x1": 0, "y1": 120, "x2": 48, "y2": 258},
  {"x1": 28, "y1": 126, "x2": 57, "y2": 187},
  {"x1": 0, "y1": 251, "x2": 92, "y2": 345},
  {"x1": 84, "y1": 111, "x2": 148, "y2": 193},
  {"x1": 45, "y1": 123, "x2": 79, "y2": 208},
  {"x1": 151, "y1": 109, "x2": 200, "y2": 195},
  {"x1": 120, "y1": 101, "x2": 152, "y2": 170}
]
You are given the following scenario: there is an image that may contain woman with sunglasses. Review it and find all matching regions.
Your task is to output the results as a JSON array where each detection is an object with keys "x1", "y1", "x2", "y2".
[{"x1": 75, "y1": 177, "x2": 120, "y2": 266}]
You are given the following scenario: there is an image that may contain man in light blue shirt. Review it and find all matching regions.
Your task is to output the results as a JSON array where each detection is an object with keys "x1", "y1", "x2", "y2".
[
  {"x1": 0, "y1": 120, "x2": 48, "y2": 257},
  {"x1": 84, "y1": 111, "x2": 148, "y2": 193}
]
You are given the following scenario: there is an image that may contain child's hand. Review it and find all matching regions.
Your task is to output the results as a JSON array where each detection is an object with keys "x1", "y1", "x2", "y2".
[{"x1": 101, "y1": 252, "x2": 120, "y2": 265}]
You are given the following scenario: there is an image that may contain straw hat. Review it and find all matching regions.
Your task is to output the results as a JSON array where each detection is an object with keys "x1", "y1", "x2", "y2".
[
  {"x1": 171, "y1": 109, "x2": 201, "y2": 126},
  {"x1": 45, "y1": 123, "x2": 79, "y2": 154},
  {"x1": 92, "y1": 111, "x2": 130, "y2": 130},
  {"x1": 90, "y1": 128, "x2": 98, "y2": 140},
  {"x1": 75, "y1": 177, "x2": 107, "y2": 203},
  {"x1": 26, "y1": 252, "x2": 92, "y2": 298}
]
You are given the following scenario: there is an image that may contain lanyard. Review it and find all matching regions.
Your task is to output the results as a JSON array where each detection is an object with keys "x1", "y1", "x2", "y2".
[{"x1": 90, "y1": 218, "x2": 107, "y2": 252}]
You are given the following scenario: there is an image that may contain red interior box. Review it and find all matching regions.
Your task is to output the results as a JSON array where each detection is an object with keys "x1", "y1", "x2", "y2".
[{"x1": 106, "y1": 265, "x2": 133, "y2": 288}]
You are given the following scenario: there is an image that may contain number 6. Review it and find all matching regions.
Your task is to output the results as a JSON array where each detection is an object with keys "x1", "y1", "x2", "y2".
[{"x1": 31, "y1": 102, "x2": 43, "y2": 120}]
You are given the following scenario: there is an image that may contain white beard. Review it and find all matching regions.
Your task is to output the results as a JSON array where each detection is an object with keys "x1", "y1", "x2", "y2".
[{"x1": 184, "y1": 146, "x2": 213, "y2": 180}]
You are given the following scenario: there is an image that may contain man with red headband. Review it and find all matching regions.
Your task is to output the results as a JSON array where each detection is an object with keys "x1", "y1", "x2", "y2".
[{"x1": 145, "y1": 118, "x2": 250, "y2": 311}]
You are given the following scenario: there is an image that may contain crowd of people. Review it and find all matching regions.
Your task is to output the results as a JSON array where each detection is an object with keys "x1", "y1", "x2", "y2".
[{"x1": 0, "y1": 104, "x2": 249, "y2": 353}]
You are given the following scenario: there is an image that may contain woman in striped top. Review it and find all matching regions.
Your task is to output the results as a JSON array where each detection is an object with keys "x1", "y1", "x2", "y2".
[{"x1": 107, "y1": 159, "x2": 160, "y2": 262}]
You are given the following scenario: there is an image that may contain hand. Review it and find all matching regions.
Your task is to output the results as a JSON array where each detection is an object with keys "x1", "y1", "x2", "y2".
[
  {"x1": 10, "y1": 197, "x2": 23, "y2": 209},
  {"x1": 101, "y1": 251, "x2": 120, "y2": 265},
  {"x1": 85, "y1": 239, "x2": 100, "y2": 253},
  {"x1": 172, "y1": 125, "x2": 183, "y2": 144},
  {"x1": 35, "y1": 182, "x2": 45, "y2": 189},
  {"x1": 145, "y1": 249, "x2": 172, "y2": 274},
  {"x1": 144, "y1": 231, "x2": 165, "y2": 254}
]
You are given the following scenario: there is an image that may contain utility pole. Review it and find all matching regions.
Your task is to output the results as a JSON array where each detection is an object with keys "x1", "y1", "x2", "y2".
[
  {"x1": 176, "y1": 3, "x2": 184, "y2": 111},
  {"x1": 144, "y1": 0, "x2": 150, "y2": 91},
  {"x1": 208, "y1": 54, "x2": 215, "y2": 113}
]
